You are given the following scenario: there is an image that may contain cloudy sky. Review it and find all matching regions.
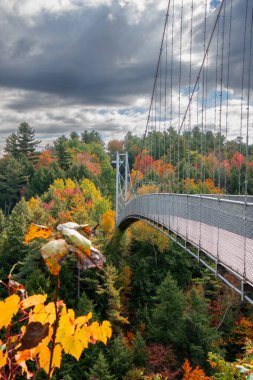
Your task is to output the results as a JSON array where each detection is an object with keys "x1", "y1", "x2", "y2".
[{"x1": 0, "y1": 0, "x2": 252, "y2": 152}]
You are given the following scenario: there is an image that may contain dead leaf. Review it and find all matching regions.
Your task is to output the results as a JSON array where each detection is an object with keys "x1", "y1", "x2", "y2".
[
  {"x1": 40, "y1": 239, "x2": 69, "y2": 275},
  {"x1": 18, "y1": 322, "x2": 49, "y2": 351},
  {"x1": 73, "y1": 246, "x2": 106, "y2": 270},
  {"x1": 61, "y1": 228, "x2": 91, "y2": 256}
]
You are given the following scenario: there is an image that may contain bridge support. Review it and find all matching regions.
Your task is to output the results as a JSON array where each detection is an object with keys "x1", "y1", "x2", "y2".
[{"x1": 114, "y1": 152, "x2": 130, "y2": 221}]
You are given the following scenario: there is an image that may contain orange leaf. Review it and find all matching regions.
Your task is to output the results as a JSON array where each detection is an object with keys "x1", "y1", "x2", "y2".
[
  {"x1": 25, "y1": 224, "x2": 53, "y2": 244},
  {"x1": 0, "y1": 350, "x2": 7, "y2": 368}
]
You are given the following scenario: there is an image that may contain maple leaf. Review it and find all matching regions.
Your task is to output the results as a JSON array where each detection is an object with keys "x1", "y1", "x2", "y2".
[
  {"x1": 39, "y1": 343, "x2": 62, "y2": 378},
  {"x1": 30, "y1": 302, "x2": 58, "y2": 326},
  {"x1": 60, "y1": 335, "x2": 85, "y2": 360},
  {"x1": 24, "y1": 224, "x2": 53, "y2": 244},
  {"x1": 40, "y1": 239, "x2": 69, "y2": 275},
  {"x1": 89, "y1": 320, "x2": 112, "y2": 345},
  {"x1": 21, "y1": 294, "x2": 47, "y2": 309},
  {"x1": 0, "y1": 294, "x2": 20, "y2": 329},
  {"x1": 56, "y1": 309, "x2": 93, "y2": 360},
  {"x1": 18, "y1": 322, "x2": 49, "y2": 351}
]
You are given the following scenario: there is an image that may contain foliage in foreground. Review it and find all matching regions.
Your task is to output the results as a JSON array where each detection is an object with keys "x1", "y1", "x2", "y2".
[{"x1": 0, "y1": 221, "x2": 112, "y2": 379}]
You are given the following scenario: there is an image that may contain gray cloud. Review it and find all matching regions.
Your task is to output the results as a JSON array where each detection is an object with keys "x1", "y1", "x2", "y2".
[{"x1": 0, "y1": 0, "x2": 252, "y2": 152}]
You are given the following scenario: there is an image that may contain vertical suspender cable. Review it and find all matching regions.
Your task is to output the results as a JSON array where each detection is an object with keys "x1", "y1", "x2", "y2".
[
  {"x1": 177, "y1": 0, "x2": 184, "y2": 235},
  {"x1": 132, "y1": 0, "x2": 171, "y2": 188},
  {"x1": 217, "y1": 1, "x2": 226, "y2": 271},
  {"x1": 224, "y1": 0, "x2": 233, "y2": 194},
  {"x1": 243, "y1": 5, "x2": 252, "y2": 284},
  {"x1": 186, "y1": 0, "x2": 194, "y2": 245},
  {"x1": 239, "y1": 0, "x2": 249, "y2": 195},
  {"x1": 214, "y1": 17, "x2": 220, "y2": 186}
]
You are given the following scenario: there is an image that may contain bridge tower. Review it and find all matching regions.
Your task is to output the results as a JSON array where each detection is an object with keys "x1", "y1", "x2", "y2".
[{"x1": 114, "y1": 152, "x2": 132, "y2": 221}]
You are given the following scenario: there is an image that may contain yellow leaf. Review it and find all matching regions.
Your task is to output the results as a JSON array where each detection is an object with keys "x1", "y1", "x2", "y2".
[
  {"x1": 75, "y1": 312, "x2": 92, "y2": 329},
  {"x1": 0, "y1": 350, "x2": 7, "y2": 368},
  {"x1": 21, "y1": 294, "x2": 47, "y2": 309},
  {"x1": 31, "y1": 302, "x2": 57, "y2": 326},
  {"x1": 89, "y1": 320, "x2": 112, "y2": 345},
  {"x1": 101, "y1": 320, "x2": 112, "y2": 341},
  {"x1": 15, "y1": 327, "x2": 53, "y2": 377},
  {"x1": 0, "y1": 294, "x2": 20, "y2": 329},
  {"x1": 60, "y1": 335, "x2": 84, "y2": 360},
  {"x1": 56, "y1": 308, "x2": 91, "y2": 360},
  {"x1": 25, "y1": 224, "x2": 53, "y2": 244},
  {"x1": 40, "y1": 239, "x2": 69, "y2": 275},
  {"x1": 56, "y1": 311, "x2": 74, "y2": 343},
  {"x1": 39, "y1": 344, "x2": 62, "y2": 378}
]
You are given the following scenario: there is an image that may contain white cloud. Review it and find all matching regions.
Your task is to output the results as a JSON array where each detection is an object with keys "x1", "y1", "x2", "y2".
[{"x1": 0, "y1": 87, "x2": 149, "y2": 154}]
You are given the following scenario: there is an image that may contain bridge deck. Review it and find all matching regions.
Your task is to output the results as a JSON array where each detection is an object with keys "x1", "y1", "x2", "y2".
[{"x1": 117, "y1": 194, "x2": 253, "y2": 288}]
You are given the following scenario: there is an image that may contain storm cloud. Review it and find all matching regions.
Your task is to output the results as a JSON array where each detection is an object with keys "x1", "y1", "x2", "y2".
[{"x1": 0, "y1": 0, "x2": 252, "y2": 151}]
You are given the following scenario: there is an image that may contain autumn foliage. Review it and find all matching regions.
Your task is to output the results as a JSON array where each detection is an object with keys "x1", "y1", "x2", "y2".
[
  {"x1": 182, "y1": 360, "x2": 211, "y2": 380},
  {"x1": 0, "y1": 221, "x2": 112, "y2": 379}
]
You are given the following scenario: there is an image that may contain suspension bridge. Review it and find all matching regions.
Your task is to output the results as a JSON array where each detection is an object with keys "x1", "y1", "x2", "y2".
[{"x1": 115, "y1": 0, "x2": 253, "y2": 303}]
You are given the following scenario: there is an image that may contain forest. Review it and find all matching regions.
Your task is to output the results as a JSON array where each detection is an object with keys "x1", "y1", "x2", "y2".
[{"x1": 0, "y1": 122, "x2": 253, "y2": 379}]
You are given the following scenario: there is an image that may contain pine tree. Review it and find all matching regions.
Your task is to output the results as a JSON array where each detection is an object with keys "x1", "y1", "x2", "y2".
[
  {"x1": 77, "y1": 291, "x2": 95, "y2": 317},
  {"x1": 148, "y1": 272, "x2": 185, "y2": 350},
  {"x1": 0, "y1": 156, "x2": 28, "y2": 213},
  {"x1": 108, "y1": 336, "x2": 133, "y2": 379},
  {"x1": 25, "y1": 162, "x2": 65, "y2": 197},
  {"x1": 70, "y1": 131, "x2": 79, "y2": 140},
  {"x1": 132, "y1": 331, "x2": 147, "y2": 368},
  {"x1": 81, "y1": 130, "x2": 104, "y2": 146},
  {"x1": 0, "y1": 209, "x2": 5, "y2": 233},
  {"x1": 4, "y1": 133, "x2": 19, "y2": 158},
  {"x1": 89, "y1": 352, "x2": 115, "y2": 380},
  {"x1": 0, "y1": 198, "x2": 31, "y2": 274},
  {"x1": 16, "y1": 122, "x2": 40, "y2": 157},
  {"x1": 97, "y1": 264, "x2": 129, "y2": 331},
  {"x1": 54, "y1": 135, "x2": 71, "y2": 169},
  {"x1": 183, "y1": 288, "x2": 219, "y2": 368}
]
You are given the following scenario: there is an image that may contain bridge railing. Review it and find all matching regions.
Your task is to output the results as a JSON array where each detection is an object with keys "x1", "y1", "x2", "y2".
[{"x1": 117, "y1": 193, "x2": 253, "y2": 289}]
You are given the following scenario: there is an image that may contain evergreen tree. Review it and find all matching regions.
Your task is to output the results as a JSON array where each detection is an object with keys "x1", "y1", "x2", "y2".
[
  {"x1": 108, "y1": 336, "x2": 133, "y2": 379},
  {"x1": 25, "y1": 162, "x2": 65, "y2": 197},
  {"x1": 77, "y1": 291, "x2": 95, "y2": 317},
  {"x1": 0, "y1": 198, "x2": 31, "y2": 274},
  {"x1": 97, "y1": 264, "x2": 129, "y2": 331},
  {"x1": 81, "y1": 130, "x2": 104, "y2": 146},
  {"x1": 0, "y1": 156, "x2": 28, "y2": 213},
  {"x1": 0, "y1": 209, "x2": 5, "y2": 233},
  {"x1": 131, "y1": 331, "x2": 147, "y2": 368},
  {"x1": 54, "y1": 135, "x2": 71, "y2": 169},
  {"x1": 4, "y1": 133, "x2": 19, "y2": 158},
  {"x1": 70, "y1": 131, "x2": 79, "y2": 140},
  {"x1": 16, "y1": 122, "x2": 40, "y2": 157},
  {"x1": 148, "y1": 272, "x2": 185, "y2": 350},
  {"x1": 183, "y1": 288, "x2": 219, "y2": 368},
  {"x1": 89, "y1": 352, "x2": 115, "y2": 380}
]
